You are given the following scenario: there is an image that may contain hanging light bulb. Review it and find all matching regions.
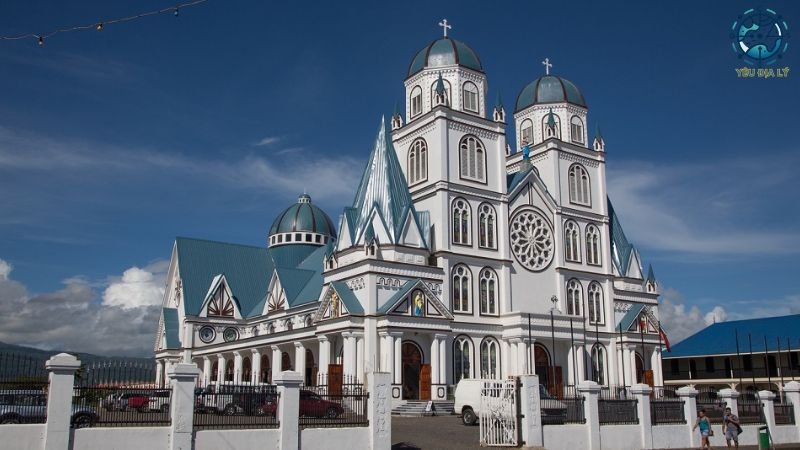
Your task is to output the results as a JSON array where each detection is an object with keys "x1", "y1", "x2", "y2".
[
  {"x1": 37, "y1": 36, "x2": 44, "y2": 46},
  {"x1": 174, "y1": 8, "x2": 180, "y2": 17},
  {"x1": 96, "y1": 23, "x2": 103, "y2": 31}
]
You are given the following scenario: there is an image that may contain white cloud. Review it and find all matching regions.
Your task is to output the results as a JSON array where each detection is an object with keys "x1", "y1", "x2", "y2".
[
  {"x1": 0, "y1": 258, "x2": 10, "y2": 280},
  {"x1": 102, "y1": 263, "x2": 167, "y2": 309},
  {"x1": 0, "y1": 257, "x2": 165, "y2": 356},
  {"x1": 658, "y1": 288, "x2": 729, "y2": 344},
  {"x1": 254, "y1": 136, "x2": 282, "y2": 147},
  {"x1": 703, "y1": 306, "x2": 728, "y2": 326}
]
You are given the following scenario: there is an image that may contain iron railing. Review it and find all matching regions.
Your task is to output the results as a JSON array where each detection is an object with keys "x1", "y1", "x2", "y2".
[
  {"x1": 298, "y1": 389, "x2": 368, "y2": 428},
  {"x1": 775, "y1": 403, "x2": 795, "y2": 425},
  {"x1": 0, "y1": 353, "x2": 50, "y2": 425},
  {"x1": 599, "y1": 399, "x2": 638, "y2": 425},
  {"x1": 737, "y1": 393, "x2": 764, "y2": 424},
  {"x1": 651, "y1": 400, "x2": 685, "y2": 424},
  {"x1": 542, "y1": 386, "x2": 584, "y2": 425},
  {"x1": 193, "y1": 383, "x2": 280, "y2": 429}
]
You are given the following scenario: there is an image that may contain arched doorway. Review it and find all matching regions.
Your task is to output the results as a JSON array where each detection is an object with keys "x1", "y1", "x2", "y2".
[
  {"x1": 402, "y1": 342, "x2": 427, "y2": 400},
  {"x1": 260, "y1": 355, "x2": 271, "y2": 384},
  {"x1": 242, "y1": 357, "x2": 252, "y2": 382},
  {"x1": 282, "y1": 352, "x2": 293, "y2": 371},
  {"x1": 535, "y1": 344, "x2": 551, "y2": 388},
  {"x1": 225, "y1": 360, "x2": 234, "y2": 382},
  {"x1": 211, "y1": 361, "x2": 219, "y2": 382},
  {"x1": 635, "y1": 353, "x2": 645, "y2": 384},
  {"x1": 305, "y1": 349, "x2": 317, "y2": 386}
]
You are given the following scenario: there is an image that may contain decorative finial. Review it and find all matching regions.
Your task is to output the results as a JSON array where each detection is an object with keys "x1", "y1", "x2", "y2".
[
  {"x1": 438, "y1": 19, "x2": 452, "y2": 38},
  {"x1": 542, "y1": 57, "x2": 552, "y2": 76},
  {"x1": 522, "y1": 145, "x2": 530, "y2": 160}
]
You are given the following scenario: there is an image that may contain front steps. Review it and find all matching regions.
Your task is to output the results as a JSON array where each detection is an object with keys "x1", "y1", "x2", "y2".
[{"x1": 392, "y1": 400, "x2": 456, "y2": 417}]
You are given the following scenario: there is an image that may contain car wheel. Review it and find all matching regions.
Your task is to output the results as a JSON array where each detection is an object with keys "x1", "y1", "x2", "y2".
[
  {"x1": 223, "y1": 404, "x2": 238, "y2": 415},
  {"x1": 462, "y1": 408, "x2": 477, "y2": 426},
  {"x1": 72, "y1": 414, "x2": 94, "y2": 429},
  {"x1": 0, "y1": 415, "x2": 21, "y2": 425},
  {"x1": 160, "y1": 404, "x2": 169, "y2": 413},
  {"x1": 326, "y1": 407, "x2": 340, "y2": 419},
  {"x1": 137, "y1": 406, "x2": 149, "y2": 413}
]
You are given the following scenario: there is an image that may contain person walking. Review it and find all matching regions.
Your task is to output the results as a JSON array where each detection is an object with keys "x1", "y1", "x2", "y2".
[
  {"x1": 693, "y1": 408, "x2": 714, "y2": 449},
  {"x1": 722, "y1": 407, "x2": 741, "y2": 449}
]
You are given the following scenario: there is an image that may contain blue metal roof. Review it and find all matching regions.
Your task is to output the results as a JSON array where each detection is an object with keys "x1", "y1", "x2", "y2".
[
  {"x1": 269, "y1": 194, "x2": 336, "y2": 237},
  {"x1": 664, "y1": 315, "x2": 800, "y2": 358},
  {"x1": 619, "y1": 304, "x2": 646, "y2": 332},
  {"x1": 515, "y1": 75, "x2": 587, "y2": 112},
  {"x1": 378, "y1": 279, "x2": 419, "y2": 314},
  {"x1": 608, "y1": 199, "x2": 635, "y2": 276},
  {"x1": 330, "y1": 281, "x2": 364, "y2": 315},
  {"x1": 162, "y1": 307, "x2": 181, "y2": 349},
  {"x1": 407, "y1": 37, "x2": 483, "y2": 77}
]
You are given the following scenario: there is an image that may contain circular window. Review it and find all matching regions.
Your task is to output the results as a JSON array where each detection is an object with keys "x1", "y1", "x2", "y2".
[
  {"x1": 509, "y1": 209, "x2": 554, "y2": 271},
  {"x1": 222, "y1": 327, "x2": 239, "y2": 342},
  {"x1": 198, "y1": 326, "x2": 216, "y2": 343}
]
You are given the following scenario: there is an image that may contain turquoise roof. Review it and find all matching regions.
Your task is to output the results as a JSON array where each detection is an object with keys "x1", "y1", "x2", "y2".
[
  {"x1": 407, "y1": 37, "x2": 483, "y2": 77},
  {"x1": 377, "y1": 279, "x2": 419, "y2": 314},
  {"x1": 162, "y1": 307, "x2": 180, "y2": 349},
  {"x1": 608, "y1": 199, "x2": 635, "y2": 276},
  {"x1": 646, "y1": 264, "x2": 656, "y2": 284},
  {"x1": 618, "y1": 304, "x2": 646, "y2": 332},
  {"x1": 330, "y1": 281, "x2": 364, "y2": 315},
  {"x1": 515, "y1": 75, "x2": 587, "y2": 112},
  {"x1": 269, "y1": 194, "x2": 336, "y2": 237},
  {"x1": 664, "y1": 315, "x2": 800, "y2": 358}
]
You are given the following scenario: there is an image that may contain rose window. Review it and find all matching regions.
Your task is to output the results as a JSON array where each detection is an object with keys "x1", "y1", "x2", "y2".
[{"x1": 509, "y1": 210, "x2": 554, "y2": 271}]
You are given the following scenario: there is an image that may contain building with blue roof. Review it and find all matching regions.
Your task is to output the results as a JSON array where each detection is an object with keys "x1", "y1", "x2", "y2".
[{"x1": 154, "y1": 22, "x2": 667, "y2": 402}]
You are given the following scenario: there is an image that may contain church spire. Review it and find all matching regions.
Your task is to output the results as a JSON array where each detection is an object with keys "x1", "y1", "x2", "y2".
[
  {"x1": 391, "y1": 102, "x2": 403, "y2": 130},
  {"x1": 593, "y1": 124, "x2": 605, "y2": 152},
  {"x1": 492, "y1": 92, "x2": 505, "y2": 123},
  {"x1": 433, "y1": 73, "x2": 448, "y2": 107}
]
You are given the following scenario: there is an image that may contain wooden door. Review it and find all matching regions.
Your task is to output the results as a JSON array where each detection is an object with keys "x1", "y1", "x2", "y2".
[
  {"x1": 643, "y1": 369, "x2": 654, "y2": 387},
  {"x1": 328, "y1": 364, "x2": 343, "y2": 396},
  {"x1": 420, "y1": 364, "x2": 431, "y2": 400},
  {"x1": 551, "y1": 366, "x2": 564, "y2": 398}
]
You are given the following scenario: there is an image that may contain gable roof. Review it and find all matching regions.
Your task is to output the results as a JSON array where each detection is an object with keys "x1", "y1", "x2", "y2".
[
  {"x1": 664, "y1": 314, "x2": 800, "y2": 359},
  {"x1": 330, "y1": 281, "x2": 364, "y2": 314},
  {"x1": 618, "y1": 304, "x2": 646, "y2": 331},
  {"x1": 161, "y1": 307, "x2": 180, "y2": 349},
  {"x1": 377, "y1": 279, "x2": 453, "y2": 319},
  {"x1": 608, "y1": 199, "x2": 636, "y2": 276}
]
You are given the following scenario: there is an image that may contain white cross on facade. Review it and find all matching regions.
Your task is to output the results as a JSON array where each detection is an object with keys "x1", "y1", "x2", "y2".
[
  {"x1": 438, "y1": 19, "x2": 452, "y2": 38},
  {"x1": 542, "y1": 57, "x2": 552, "y2": 75}
]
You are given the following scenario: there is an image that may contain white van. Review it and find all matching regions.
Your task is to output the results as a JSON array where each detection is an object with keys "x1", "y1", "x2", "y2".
[{"x1": 454, "y1": 379, "x2": 567, "y2": 426}]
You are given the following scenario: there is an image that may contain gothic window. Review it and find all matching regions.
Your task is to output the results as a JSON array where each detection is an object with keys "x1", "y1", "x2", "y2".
[
  {"x1": 454, "y1": 335, "x2": 473, "y2": 383},
  {"x1": 462, "y1": 81, "x2": 479, "y2": 113},
  {"x1": 566, "y1": 278, "x2": 582, "y2": 316},
  {"x1": 451, "y1": 198, "x2": 471, "y2": 245},
  {"x1": 459, "y1": 135, "x2": 486, "y2": 182},
  {"x1": 520, "y1": 119, "x2": 534, "y2": 145},
  {"x1": 479, "y1": 268, "x2": 498, "y2": 316},
  {"x1": 207, "y1": 282, "x2": 234, "y2": 317},
  {"x1": 407, "y1": 138, "x2": 428, "y2": 185},
  {"x1": 587, "y1": 282, "x2": 604, "y2": 325},
  {"x1": 282, "y1": 352, "x2": 293, "y2": 371},
  {"x1": 542, "y1": 113, "x2": 561, "y2": 139},
  {"x1": 570, "y1": 116, "x2": 585, "y2": 144},
  {"x1": 478, "y1": 203, "x2": 497, "y2": 249},
  {"x1": 568, "y1": 164, "x2": 591, "y2": 206},
  {"x1": 430, "y1": 78, "x2": 452, "y2": 105},
  {"x1": 586, "y1": 224, "x2": 601, "y2": 265},
  {"x1": 480, "y1": 337, "x2": 500, "y2": 379},
  {"x1": 564, "y1": 220, "x2": 581, "y2": 262},
  {"x1": 451, "y1": 265, "x2": 472, "y2": 313},
  {"x1": 410, "y1": 86, "x2": 422, "y2": 117},
  {"x1": 590, "y1": 344, "x2": 606, "y2": 385}
]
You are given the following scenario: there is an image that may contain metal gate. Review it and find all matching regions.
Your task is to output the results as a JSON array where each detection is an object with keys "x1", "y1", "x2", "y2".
[{"x1": 479, "y1": 379, "x2": 519, "y2": 447}]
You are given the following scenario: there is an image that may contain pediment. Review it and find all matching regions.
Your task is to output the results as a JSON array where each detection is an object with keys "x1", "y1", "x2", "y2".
[{"x1": 381, "y1": 279, "x2": 453, "y2": 320}]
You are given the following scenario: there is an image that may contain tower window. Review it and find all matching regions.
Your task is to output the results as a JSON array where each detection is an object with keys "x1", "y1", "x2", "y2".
[
  {"x1": 568, "y1": 163, "x2": 591, "y2": 206},
  {"x1": 587, "y1": 282, "x2": 604, "y2": 324},
  {"x1": 520, "y1": 119, "x2": 533, "y2": 146},
  {"x1": 431, "y1": 78, "x2": 452, "y2": 106},
  {"x1": 566, "y1": 278, "x2": 582, "y2": 316},
  {"x1": 570, "y1": 116, "x2": 585, "y2": 144},
  {"x1": 564, "y1": 220, "x2": 580, "y2": 262},
  {"x1": 463, "y1": 82, "x2": 479, "y2": 113},
  {"x1": 479, "y1": 268, "x2": 498, "y2": 315},
  {"x1": 459, "y1": 135, "x2": 486, "y2": 182},
  {"x1": 410, "y1": 86, "x2": 422, "y2": 117},
  {"x1": 478, "y1": 203, "x2": 497, "y2": 249},
  {"x1": 586, "y1": 224, "x2": 601, "y2": 265},
  {"x1": 407, "y1": 138, "x2": 428, "y2": 185},
  {"x1": 451, "y1": 265, "x2": 472, "y2": 313},
  {"x1": 451, "y1": 198, "x2": 471, "y2": 245}
]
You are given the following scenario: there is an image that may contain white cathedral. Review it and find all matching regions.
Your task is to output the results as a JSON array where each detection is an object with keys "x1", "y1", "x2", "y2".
[{"x1": 154, "y1": 25, "x2": 666, "y2": 403}]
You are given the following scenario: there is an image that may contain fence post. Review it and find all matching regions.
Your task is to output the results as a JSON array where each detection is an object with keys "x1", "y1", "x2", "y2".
[
  {"x1": 518, "y1": 374, "x2": 542, "y2": 448},
  {"x1": 631, "y1": 383, "x2": 653, "y2": 449},
  {"x1": 783, "y1": 381, "x2": 800, "y2": 433},
  {"x1": 577, "y1": 381, "x2": 601, "y2": 450},
  {"x1": 758, "y1": 390, "x2": 777, "y2": 436},
  {"x1": 167, "y1": 362, "x2": 200, "y2": 450},
  {"x1": 677, "y1": 385, "x2": 699, "y2": 449},
  {"x1": 718, "y1": 388, "x2": 739, "y2": 417},
  {"x1": 275, "y1": 370, "x2": 303, "y2": 450},
  {"x1": 44, "y1": 353, "x2": 81, "y2": 450},
  {"x1": 367, "y1": 372, "x2": 391, "y2": 450}
]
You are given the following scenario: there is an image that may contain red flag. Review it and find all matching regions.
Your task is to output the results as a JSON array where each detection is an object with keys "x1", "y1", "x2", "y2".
[{"x1": 659, "y1": 324, "x2": 671, "y2": 352}]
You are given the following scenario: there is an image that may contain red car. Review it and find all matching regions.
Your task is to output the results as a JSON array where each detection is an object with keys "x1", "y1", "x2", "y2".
[{"x1": 299, "y1": 390, "x2": 343, "y2": 418}]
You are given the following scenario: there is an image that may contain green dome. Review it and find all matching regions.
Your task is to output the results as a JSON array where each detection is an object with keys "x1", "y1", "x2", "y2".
[
  {"x1": 269, "y1": 194, "x2": 335, "y2": 237},
  {"x1": 407, "y1": 37, "x2": 483, "y2": 77},
  {"x1": 515, "y1": 75, "x2": 587, "y2": 112}
]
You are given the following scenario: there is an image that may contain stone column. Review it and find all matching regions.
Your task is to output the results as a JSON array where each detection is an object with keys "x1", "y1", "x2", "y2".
[
  {"x1": 318, "y1": 336, "x2": 330, "y2": 384},
  {"x1": 155, "y1": 359, "x2": 164, "y2": 388},
  {"x1": 295, "y1": 342, "x2": 306, "y2": 384},
  {"x1": 251, "y1": 349, "x2": 261, "y2": 384},
  {"x1": 783, "y1": 381, "x2": 800, "y2": 430},
  {"x1": 167, "y1": 363, "x2": 201, "y2": 450},
  {"x1": 759, "y1": 390, "x2": 777, "y2": 434},
  {"x1": 502, "y1": 339, "x2": 512, "y2": 377},
  {"x1": 608, "y1": 338, "x2": 619, "y2": 386},
  {"x1": 519, "y1": 374, "x2": 543, "y2": 447},
  {"x1": 216, "y1": 354, "x2": 225, "y2": 383},
  {"x1": 393, "y1": 334, "x2": 402, "y2": 385},
  {"x1": 576, "y1": 344, "x2": 586, "y2": 384},
  {"x1": 272, "y1": 345, "x2": 282, "y2": 373},
  {"x1": 342, "y1": 332, "x2": 354, "y2": 378},
  {"x1": 233, "y1": 351, "x2": 243, "y2": 384},
  {"x1": 355, "y1": 333, "x2": 365, "y2": 382},
  {"x1": 631, "y1": 383, "x2": 653, "y2": 449},
  {"x1": 567, "y1": 344, "x2": 575, "y2": 383},
  {"x1": 517, "y1": 339, "x2": 529, "y2": 375},
  {"x1": 202, "y1": 357, "x2": 211, "y2": 386},
  {"x1": 368, "y1": 372, "x2": 392, "y2": 449},
  {"x1": 651, "y1": 347, "x2": 663, "y2": 386},
  {"x1": 431, "y1": 336, "x2": 440, "y2": 385},
  {"x1": 274, "y1": 371, "x2": 303, "y2": 450},
  {"x1": 379, "y1": 332, "x2": 391, "y2": 372},
  {"x1": 44, "y1": 353, "x2": 81, "y2": 450},
  {"x1": 678, "y1": 385, "x2": 700, "y2": 449},
  {"x1": 718, "y1": 388, "x2": 740, "y2": 416},
  {"x1": 439, "y1": 336, "x2": 447, "y2": 385},
  {"x1": 578, "y1": 381, "x2": 602, "y2": 450}
]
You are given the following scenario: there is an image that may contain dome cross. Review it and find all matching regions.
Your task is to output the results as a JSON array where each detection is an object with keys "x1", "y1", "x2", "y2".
[
  {"x1": 438, "y1": 19, "x2": 452, "y2": 37},
  {"x1": 542, "y1": 57, "x2": 552, "y2": 75}
]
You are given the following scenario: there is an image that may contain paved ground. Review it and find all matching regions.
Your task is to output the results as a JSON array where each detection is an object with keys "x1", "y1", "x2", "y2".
[{"x1": 392, "y1": 415, "x2": 483, "y2": 450}]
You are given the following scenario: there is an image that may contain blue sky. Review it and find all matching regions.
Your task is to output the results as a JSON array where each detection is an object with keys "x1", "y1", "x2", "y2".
[{"x1": 0, "y1": 0, "x2": 798, "y2": 355}]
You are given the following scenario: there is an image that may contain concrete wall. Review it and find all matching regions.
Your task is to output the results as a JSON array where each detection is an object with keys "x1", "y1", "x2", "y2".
[
  {"x1": 543, "y1": 424, "x2": 586, "y2": 450},
  {"x1": 0, "y1": 424, "x2": 45, "y2": 450},
  {"x1": 651, "y1": 424, "x2": 690, "y2": 449},
  {"x1": 71, "y1": 427, "x2": 170, "y2": 450},
  {"x1": 599, "y1": 424, "x2": 639, "y2": 450},
  {"x1": 194, "y1": 429, "x2": 280, "y2": 450},
  {"x1": 300, "y1": 427, "x2": 370, "y2": 449}
]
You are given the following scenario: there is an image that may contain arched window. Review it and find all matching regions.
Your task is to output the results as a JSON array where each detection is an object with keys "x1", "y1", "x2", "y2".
[
  {"x1": 590, "y1": 344, "x2": 606, "y2": 385},
  {"x1": 462, "y1": 82, "x2": 479, "y2": 113},
  {"x1": 542, "y1": 113, "x2": 561, "y2": 139},
  {"x1": 459, "y1": 135, "x2": 486, "y2": 182},
  {"x1": 407, "y1": 138, "x2": 428, "y2": 185},
  {"x1": 587, "y1": 282, "x2": 604, "y2": 324},
  {"x1": 225, "y1": 360, "x2": 234, "y2": 381},
  {"x1": 564, "y1": 220, "x2": 581, "y2": 262},
  {"x1": 410, "y1": 86, "x2": 422, "y2": 117},
  {"x1": 566, "y1": 278, "x2": 582, "y2": 316},
  {"x1": 451, "y1": 198, "x2": 471, "y2": 245},
  {"x1": 211, "y1": 361, "x2": 219, "y2": 382},
  {"x1": 431, "y1": 78, "x2": 452, "y2": 106},
  {"x1": 586, "y1": 224, "x2": 601, "y2": 265},
  {"x1": 242, "y1": 357, "x2": 252, "y2": 382},
  {"x1": 480, "y1": 337, "x2": 500, "y2": 379},
  {"x1": 520, "y1": 119, "x2": 534, "y2": 146},
  {"x1": 570, "y1": 116, "x2": 584, "y2": 144},
  {"x1": 261, "y1": 355, "x2": 271, "y2": 383},
  {"x1": 451, "y1": 265, "x2": 472, "y2": 313},
  {"x1": 454, "y1": 335, "x2": 474, "y2": 383},
  {"x1": 568, "y1": 164, "x2": 591, "y2": 206},
  {"x1": 285, "y1": 319, "x2": 293, "y2": 331},
  {"x1": 304, "y1": 315, "x2": 313, "y2": 327},
  {"x1": 479, "y1": 268, "x2": 498, "y2": 315},
  {"x1": 478, "y1": 203, "x2": 497, "y2": 249}
]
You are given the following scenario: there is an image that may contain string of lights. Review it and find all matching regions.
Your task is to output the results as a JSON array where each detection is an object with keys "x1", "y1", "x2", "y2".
[{"x1": 0, "y1": 0, "x2": 209, "y2": 47}]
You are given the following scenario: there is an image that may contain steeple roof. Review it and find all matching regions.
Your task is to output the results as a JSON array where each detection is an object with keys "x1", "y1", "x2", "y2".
[{"x1": 608, "y1": 199, "x2": 636, "y2": 276}]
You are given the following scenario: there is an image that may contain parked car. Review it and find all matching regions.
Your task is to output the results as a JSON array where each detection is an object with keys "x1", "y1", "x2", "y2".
[
  {"x1": 299, "y1": 390, "x2": 343, "y2": 418},
  {"x1": 454, "y1": 379, "x2": 566, "y2": 426},
  {"x1": 197, "y1": 383, "x2": 276, "y2": 415},
  {"x1": 0, "y1": 390, "x2": 97, "y2": 428},
  {"x1": 101, "y1": 392, "x2": 150, "y2": 412},
  {"x1": 146, "y1": 390, "x2": 171, "y2": 413}
]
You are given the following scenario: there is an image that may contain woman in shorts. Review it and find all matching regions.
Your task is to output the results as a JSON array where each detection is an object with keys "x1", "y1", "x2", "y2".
[{"x1": 692, "y1": 408, "x2": 713, "y2": 449}]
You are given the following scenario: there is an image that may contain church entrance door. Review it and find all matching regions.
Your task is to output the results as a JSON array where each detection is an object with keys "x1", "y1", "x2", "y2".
[
  {"x1": 402, "y1": 342, "x2": 422, "y2": 400},
  {"x1": 328, "y1": 364, "x2": 343, "y2": 396},
  {"x1": 420, "y1": 364, "x2": 431, "y2": 400}
]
